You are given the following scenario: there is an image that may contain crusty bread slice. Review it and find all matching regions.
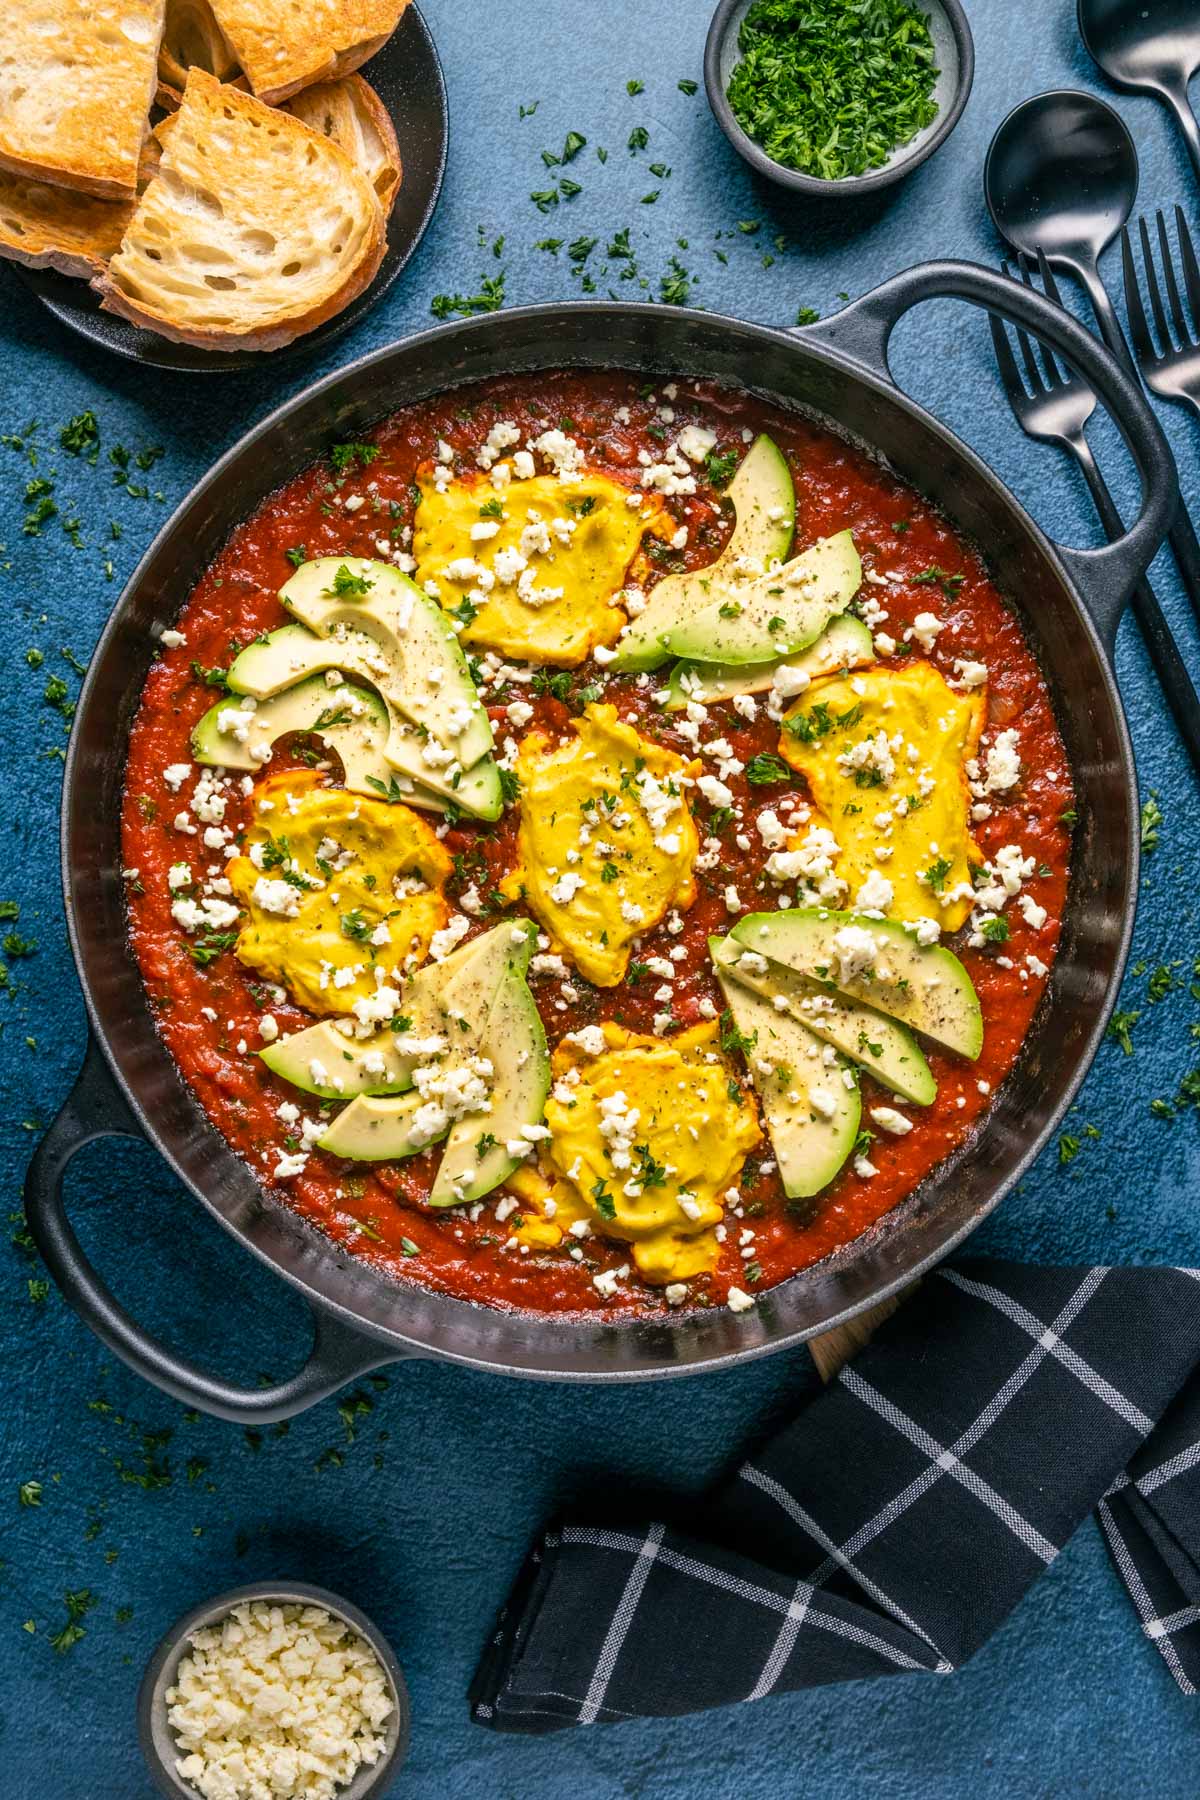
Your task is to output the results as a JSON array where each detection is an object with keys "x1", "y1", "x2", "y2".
[
  {"x1": 157, "y1": 0, "x2": 241, "y2": 107},
  {"x1": 207, "y1": 0, "x2": 410, "y2": 105},
  {"x1": 92, "y1": 70, "x2": 386, "y2": 351},
  {"x1": 0, "y1": 0, "x2": 166, "y2": 199},
  {"x1": 0, "y1": 173, "x2": 133, "y2": 279},
  {"x1": 287, "y1": 74, "x2": 401, "y2": 216}
]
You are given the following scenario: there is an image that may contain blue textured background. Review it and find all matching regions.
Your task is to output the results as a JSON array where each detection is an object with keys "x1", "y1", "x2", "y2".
[{"x1": 2, "y1": 1, "x2": 1199, "y2": 1793}]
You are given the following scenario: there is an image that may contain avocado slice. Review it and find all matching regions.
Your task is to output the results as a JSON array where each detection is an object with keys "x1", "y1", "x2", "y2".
[
  {"x1": 192, "y1": 673, "x2": 393, "y2": 795},
  {"x1": 280, "y1": 558, "x2": 493, "y2": 769},
  {"x1": 710, "y1": 935, "x2": 936, "y2": 1106},
  {"x1": 261, "y1": 923, "x2": 534, "y2": 1101},
  {"x1": 730, "y1": 909, "x2": 982, "y2": 1061},
  {"x1": 715, "y1": 967, "x2": 860, "y2": 1200},
  {"x1": 428, "y1": 951, "x2": 550, "y2": 1207},
  {"x1": 662, "y1": 530, "x2": 861, "y2": 667},
  {"x1": 610, "y1": 434, "x2": 795, "y2": 672},
  {"x1": 664, "y1": 614, "x2": 874, "y2": 710},
  {"x1": 315, "y1": 922, "x2": 543, "y2": 1169},
  {"x1": 226, "y1": 625, "x2": 502, "y2": 820},
  {"x1": 317, "y1": 1089, "x2": 430, "y2": 1162},
  {"x1": 261, "y1": 1017, "x2": 424, "y2": 1099}
]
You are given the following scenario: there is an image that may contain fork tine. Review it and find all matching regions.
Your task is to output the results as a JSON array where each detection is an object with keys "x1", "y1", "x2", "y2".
[
  {"x1": 1121, "y1": 225, "x2": 1157, "y2": 364},
  {"x1": 1174, "y1": 205, "x2": 1200, "y2": 345},
  {"x1": 1140, "y1": 214, "x2": 1172, "y2": 351},
  {"x1": 987, "y1": 306, "x2": 1030, "y2": 411},
  {"x1": 1014, "y1": 252, "x2": 1058, "y2": 390},
  {"x1": 1156, "y1": 207, "x2": 1191, "y2": 349}
]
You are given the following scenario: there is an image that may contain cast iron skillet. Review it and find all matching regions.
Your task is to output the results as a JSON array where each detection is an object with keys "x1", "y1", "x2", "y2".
[{"x1": 23, "y1": 262, "x2": 1177, "y2": 1423}]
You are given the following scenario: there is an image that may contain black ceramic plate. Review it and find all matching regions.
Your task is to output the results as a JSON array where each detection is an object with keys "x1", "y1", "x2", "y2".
[{"x1": 10, "y1": 4, "x2": 447, "y2": 375}]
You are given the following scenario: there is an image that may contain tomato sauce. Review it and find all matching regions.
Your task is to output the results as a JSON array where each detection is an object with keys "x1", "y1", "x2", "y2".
[{"x1": 121, "y1": 371, "x2": 1074, "y2": 1319}]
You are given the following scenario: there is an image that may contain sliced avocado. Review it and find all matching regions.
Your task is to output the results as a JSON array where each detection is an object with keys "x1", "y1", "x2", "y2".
[
  {"x1": 228, "y1": 626, "x2": 503, "y2": 820},
  {"x1": 715, "y1": 967, "x2": 860, "y2": 1200},
  {"x1": 261, "y1": 1017, "x2": 423, "y2": 1099},
  {"x1": 730, "y1": 909, "x2": 982, "y2": 1061},
  {"x1": 662, "y1": 530, "x2": 861, "y2": 666},
  {"x1": 227, "y1": 622, "x2": 361, "y2": 697},
  {"x1": 610, "y1": 434, "x2": 795, "y2": 671},
  {"x1": 192, "y1": 673, "x2": 392, "y2": 794},
  {"x1": 665, "y1": 614, "x2": 874, "y2": 710},
  {"x1": 317, "y1": 1089, "x2": 432, "y2": 1161},
  {"x1": 280, "y1": 558, "x2": 493, "y2": 768},
  {"x1": 311, "y1": 923, "x2": 542, "y2": 1165},
  {"x1": 710, "y1": 935, "x2": 936, "y2": 1106},
  {"x1": 429, "y1": 953, "x2": 550, "y2": 1207}
]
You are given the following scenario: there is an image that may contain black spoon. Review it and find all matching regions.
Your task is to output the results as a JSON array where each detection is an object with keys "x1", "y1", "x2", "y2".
[
  {"x1": 1079, "y1": 0, "x2": 1200, "y2": 184},
  {"x1": 984, "y1": 89, "x2": 1139, "y2": 367},
  {"x1": 986, "y1": 89, "x2": 1200, "y2": 634}
]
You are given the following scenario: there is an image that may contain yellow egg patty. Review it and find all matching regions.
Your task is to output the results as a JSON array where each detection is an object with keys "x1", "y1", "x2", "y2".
[
  {"x1": 780, "y1": 661, "x2": 985, "y2": 931},
  {"x1": 227, "y1": 772, "x2": 452, "y2": 1015},
  {"x1": 414, "y1": 470, "x2": 657, "y2": 665},
  {"x1": 541, "y1": 1022, "x2": 762, "y2": 1284},
  {"x1": 500, "y1": 703, "x2": 699, "y2": 987}
]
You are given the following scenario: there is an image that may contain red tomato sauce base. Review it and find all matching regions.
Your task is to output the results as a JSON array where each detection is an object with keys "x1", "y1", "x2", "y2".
[{"x1": 121, "y1": 371, "x2": 1074, "y2": 1320}]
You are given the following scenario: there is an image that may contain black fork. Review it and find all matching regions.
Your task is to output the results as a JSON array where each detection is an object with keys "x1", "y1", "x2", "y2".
[
  {"x1": 990, "y1": 251, "x2": 1200, "y2": 770},
  {"x1": 1123, "y1": 204, "x2": 1200, "y2": 420}
]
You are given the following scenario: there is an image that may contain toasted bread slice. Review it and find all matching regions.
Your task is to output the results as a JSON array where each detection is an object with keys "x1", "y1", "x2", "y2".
[
  {"x1": 0, "y1": 174, "x2": 133, "y2": 279},
  {"x1": 157, "y1": 0, "x2": 241, "y2": 107},
  {"x1": 207, "y1": 0, "x2": 409, "y2": 104},
  {"x1": 93, "y1": 70, "x2": 385, "y2": 352},
  {"x1": 0, "y1": 0, "x2": 166, "y2": 199},
  {"x1": 287, "y1": 74, "x2": 401, "y2": 216}
]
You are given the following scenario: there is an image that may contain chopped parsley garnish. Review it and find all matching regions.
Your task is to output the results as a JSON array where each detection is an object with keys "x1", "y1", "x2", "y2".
[
  {"x1": 532, "y1": 668, "x2": 573, "y2": 703},
  {"x1": 633, "y1": 1143, "x2": 669, "y2": 1188},
  {"x1": 49, "y1": 1589, "x2": 96, "y2": 1655},
  {"x1": 627, "y1": 78, "x2": 644, "y2": 95},
  {"x1": 659, "y1": 257, "x2": 692, "y2": 305},
  {"x1": 601, "y1": 861, "x2": 619, "y2": 883},
  {"x1": 189, "y1": 931, "x2": 237, "y2": 968},
  {"x1": 592, "y1": 1178, "x2": 617, "y2": 1220},
  {"x1": 979, "y1": 916, "x2": 1009, "y2": 944},
  {"x1": 796, "y1": 305, "x2": 820, "y2": 326},
  {"x1": 478, "y1": 496, "x2": 504, "y2": 518},
  {"x1": 498, "y1": 768, "x2": 521, "y2": 805},
  {"x1": 451, "y1": 596, "x2": 479, "y2": 625},
  {"x1": 718, "y1": 601, "x2": 742, "y2": 620},
  {"x1": 284, "y1": 544, "x2": 308, "y2": 568},
  {"x1": 190, "y1": 660, "x2": 229, "y2": 689},
  {"x1": 1140, "y1": 794, "x2": 1162, "y2": 853},
  {"x1": 922, "y1": 856, "x2": 952, "y2": 893},
  {"x1": 745, "y1": 752, "x2": 791, "y2": 785},
  {"x1": 1107, "y1": 1009, "x2": 1140, "y2": 1055},
  {"x1": 329, "y1": 441, "x2": 379, "y2": 477},
  {"x1": 913, "y1": 565, "x2": 965, "y2": 600},
  {"x1": 430, "y1": 273, "x2": 506, "y2": 317},
  {"x1": 727, "y1": 0, "x2": 938, "y2": 181},
  {"x1": 719, "y1": 1010, "x2": 757, "y2": 1056},
  {"x1": 705, "y1": 446, "x2": 740, "y2": 488},
  {"x1": 365, "y1": 774, "x2": 408, "y2": 804},
  {"x1": 678, "y1": 78, "x2": 698, "y2": 94},
  {"x1": 400, "y1": 1238, "x2": 420, "y2": 1257},
  {"x1": 327, "y1": 564, "x2": 373, "y2": 599},
  {"x1": 59, "y1": 411, "x2": 100, "y2": 459},
  {"x1": 340, "y1": 909, "x2": 372, "y2": 944}
]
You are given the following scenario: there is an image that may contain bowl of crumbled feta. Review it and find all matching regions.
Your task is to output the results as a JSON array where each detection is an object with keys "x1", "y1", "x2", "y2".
[{"x1": 138, "y1": 1583, "x2": 409, "y2": 1800}]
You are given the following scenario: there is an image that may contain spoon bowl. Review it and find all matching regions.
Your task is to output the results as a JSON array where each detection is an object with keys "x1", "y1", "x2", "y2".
[
  {"x1": 1078, "y1": 0, "x2": 1200, "y2": 178},
  {"x1": 985, "y1": 89, "x2": 1139, "y2": 263},
  {"x1": 984, "y1": 89, "x2": 1140, "y2": 363}
]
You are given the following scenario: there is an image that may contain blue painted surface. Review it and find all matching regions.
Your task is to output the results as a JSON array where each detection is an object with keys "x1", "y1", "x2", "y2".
[{"x1": 1, "y1": 0, "x2": 1199, "y2": 1793}]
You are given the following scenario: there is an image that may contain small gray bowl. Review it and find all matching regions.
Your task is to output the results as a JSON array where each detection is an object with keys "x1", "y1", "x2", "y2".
[
  {"x1": 137, "y1": 1582, "x2": 411, "y2": 1800},
  {"x1": 704, "y1": 0, "x2": 975, "y2": 197}
]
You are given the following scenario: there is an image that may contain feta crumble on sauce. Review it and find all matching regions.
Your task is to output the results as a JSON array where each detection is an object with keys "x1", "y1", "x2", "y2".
[{"x1": 122, "y1": 372, "x2": 1074, "y2": 1320}]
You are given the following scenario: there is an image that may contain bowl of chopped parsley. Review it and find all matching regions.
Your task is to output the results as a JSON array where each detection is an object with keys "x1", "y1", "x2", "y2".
[{"x1": 704, "y1": 0, "x2": 974, "y2": 196}]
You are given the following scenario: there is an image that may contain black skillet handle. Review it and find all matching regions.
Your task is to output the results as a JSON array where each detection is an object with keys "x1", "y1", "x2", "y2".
[
  {"x1": 23, "y1": 1038, "x2": 407, "y2": 1424},
  {"x1": 796, "y1": 258, "x2": 1179, "y2": 649}
]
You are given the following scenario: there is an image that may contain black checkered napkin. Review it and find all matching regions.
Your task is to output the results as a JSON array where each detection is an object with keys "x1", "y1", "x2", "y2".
[{"x1": 471, "y1": 1263, "x2": 1200, "y2": 1731}]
